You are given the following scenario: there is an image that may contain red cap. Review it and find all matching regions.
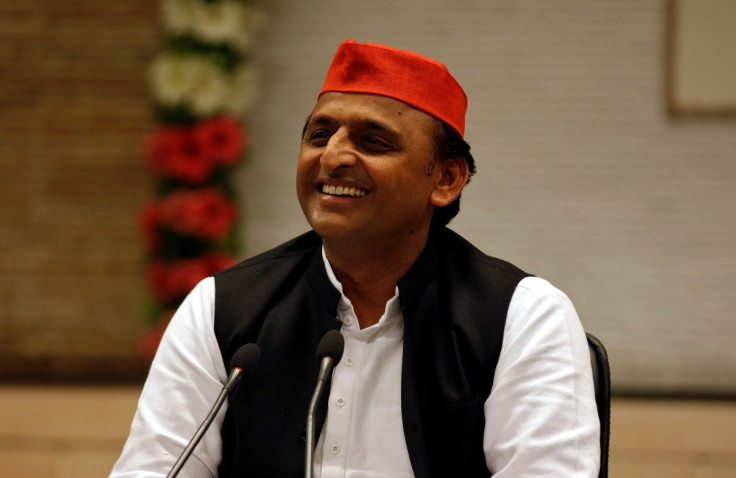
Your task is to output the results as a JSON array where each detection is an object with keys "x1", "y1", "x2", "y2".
[{"x1": 319, "y1": 39, "x2": 467, "y2": 137}]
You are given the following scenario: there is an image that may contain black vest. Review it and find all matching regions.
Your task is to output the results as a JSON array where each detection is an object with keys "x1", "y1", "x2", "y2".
[{"x1": 214, "y1": 227, "x2": 528, "y2": 477}]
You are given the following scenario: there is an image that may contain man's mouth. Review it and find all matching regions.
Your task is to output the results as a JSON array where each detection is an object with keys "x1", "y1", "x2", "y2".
[{"x1": 320, "y1": 184, "x2": 367, "y2": 197}]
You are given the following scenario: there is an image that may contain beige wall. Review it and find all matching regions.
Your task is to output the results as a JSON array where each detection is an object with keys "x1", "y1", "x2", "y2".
[{"x1": 1, "y1": 386, "x2": 735, "y2": 477}]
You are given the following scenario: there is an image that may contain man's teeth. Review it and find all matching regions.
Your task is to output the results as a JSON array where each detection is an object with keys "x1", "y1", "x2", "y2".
[{"x1": 321, "y1": 184, "x2": 366, "y2": 197}]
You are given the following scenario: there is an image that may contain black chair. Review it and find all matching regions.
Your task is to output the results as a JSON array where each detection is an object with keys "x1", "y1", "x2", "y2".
[{"x1": 586, "y1": 333, "x2": 610, "y2": 478}]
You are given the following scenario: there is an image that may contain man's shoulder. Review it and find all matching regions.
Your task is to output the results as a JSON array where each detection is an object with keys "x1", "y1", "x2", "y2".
[
  {"x1": 216, "y1": 231, "x2": 321, "y2": 278},
  {"x1": 437, "y1": 227, "x2": 529, "y2": 279}
]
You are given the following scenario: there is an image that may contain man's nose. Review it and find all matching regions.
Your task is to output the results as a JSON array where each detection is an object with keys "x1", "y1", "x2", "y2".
[{"x1": 320, "y1": 131, "x2": 357, "y2": 172}]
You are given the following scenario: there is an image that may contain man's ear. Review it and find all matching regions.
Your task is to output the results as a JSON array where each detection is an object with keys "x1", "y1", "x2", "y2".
[{"x1": 430, "y1": 156, "x2": 470, "y2": 207}]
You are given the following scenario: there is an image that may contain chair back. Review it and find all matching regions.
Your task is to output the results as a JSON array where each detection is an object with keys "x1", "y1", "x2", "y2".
[{"x1": 587, "y1": 333, "x2": 610, "y2": 478}]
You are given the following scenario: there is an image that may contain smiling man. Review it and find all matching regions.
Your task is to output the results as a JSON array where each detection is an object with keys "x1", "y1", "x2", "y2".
[{"x1": 112, "y1": 40, "x2": 600, "y2": 477}]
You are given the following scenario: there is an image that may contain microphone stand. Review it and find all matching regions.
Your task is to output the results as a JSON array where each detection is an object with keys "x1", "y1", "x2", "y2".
[
  {"x1": 167, "y1": 369, "x2": 243, "y2": 478},
  {"x1": 304, "y1": 356, "x2": 335, "y2": 478}
]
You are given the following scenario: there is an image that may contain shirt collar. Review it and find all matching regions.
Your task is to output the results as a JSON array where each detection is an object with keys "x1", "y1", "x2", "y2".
[{"x1": 321, "y1": 246, "x2": 402, "y2": 328}]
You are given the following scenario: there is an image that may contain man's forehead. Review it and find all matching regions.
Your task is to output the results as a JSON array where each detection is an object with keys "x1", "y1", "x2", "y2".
[
  {"x1": 309, "y1": 114, "x2": 393, "y2": 132},
  {"x1": 309, "y1": 92, "x2": 434, "y2": 128}
]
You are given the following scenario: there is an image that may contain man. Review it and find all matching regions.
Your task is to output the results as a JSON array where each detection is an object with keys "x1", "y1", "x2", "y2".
[{"x1": 112, "y1": 39, "x2": 600, "y2": 477}]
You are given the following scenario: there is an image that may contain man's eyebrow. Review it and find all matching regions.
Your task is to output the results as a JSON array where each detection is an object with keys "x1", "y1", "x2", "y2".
[
  {"x1": 362, "y1": 119, "x2": 399, "y2": 137},
  {"x1": 301, "y1": 114, "x2": 333, "y2": 138},
  {"x1": 310, "y1": 115, "x2": 334, "y2": 126},
  {"x1": 304, "y1": 114, "x2": 400, "y2": 135}
]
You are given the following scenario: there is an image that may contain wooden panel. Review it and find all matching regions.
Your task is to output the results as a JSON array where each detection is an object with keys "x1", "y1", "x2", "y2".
[{"x1": 0, "y1": 1, "x2": 158, "y2": 380}]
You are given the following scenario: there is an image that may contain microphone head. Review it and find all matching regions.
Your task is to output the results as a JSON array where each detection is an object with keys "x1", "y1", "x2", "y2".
[
  {"x1": 229, "y1": 343, "x2": 261, "y2": 373},
  {"x1": 316, "y1": 330, "x2": 344, "y2": 365}
]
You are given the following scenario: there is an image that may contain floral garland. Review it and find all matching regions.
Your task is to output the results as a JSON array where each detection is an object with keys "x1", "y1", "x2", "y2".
[{"x1": 139, "y1": 0, "x2": 261, "y2": 360}]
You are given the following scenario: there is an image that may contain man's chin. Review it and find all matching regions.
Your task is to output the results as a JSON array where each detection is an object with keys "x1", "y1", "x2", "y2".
[
  {"x1": 311, "y1": 223, "x2": 360, "y2": 242},
  {"x1": 308, "y1": 218, "x2": 374, "y2": 244}
]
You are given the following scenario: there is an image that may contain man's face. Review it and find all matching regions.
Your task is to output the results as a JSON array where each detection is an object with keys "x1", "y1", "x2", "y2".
[{"x1": 297, "y1": 92, "x2": 442, "y2": 245}]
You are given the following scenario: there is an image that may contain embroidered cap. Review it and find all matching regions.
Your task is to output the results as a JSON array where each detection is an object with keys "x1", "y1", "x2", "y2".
[{"x1": 319, "y1": 39, "x2": 467, "y2": 137}]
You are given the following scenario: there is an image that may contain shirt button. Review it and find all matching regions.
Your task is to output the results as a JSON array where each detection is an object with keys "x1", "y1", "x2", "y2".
[
  {"x1": 344, "y1": 357, "x2": 354, "y2": 367},
  {"x1": 330, "y1": 443, "x2": 341, "y2": 455},
  {"x1": 343, "y1": 315, "x2": 353, "y2": 326},
  {"x1": 336, "y1": 396, "x2": 346, "y2": 407}
]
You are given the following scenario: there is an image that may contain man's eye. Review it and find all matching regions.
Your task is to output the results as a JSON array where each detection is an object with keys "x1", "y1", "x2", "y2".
[
  {"x1": 363, "y1": 136, "x2": 391, "y2": 150},
  {"x1": 307, "y1": 130, "x2": 330, "y2": 145}
]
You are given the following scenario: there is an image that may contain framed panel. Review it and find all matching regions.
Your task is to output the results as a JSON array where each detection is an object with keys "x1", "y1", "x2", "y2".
[{"x1": 667, "y1": 0, "x2": 736, "y2": 115}]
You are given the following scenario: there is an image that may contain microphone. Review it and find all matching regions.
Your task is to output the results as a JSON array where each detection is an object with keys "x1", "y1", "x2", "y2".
[
  {"x1": 305, "y1": 330, "x2": 345, "y2": 478},
  {"x1": 167, "y1": 343, "x2": 261, "y2": 478}
]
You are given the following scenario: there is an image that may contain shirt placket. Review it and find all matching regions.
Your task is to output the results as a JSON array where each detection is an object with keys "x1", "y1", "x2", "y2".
[{"x1": 318, "y1": 306, "x2": 364, "y2": 478}]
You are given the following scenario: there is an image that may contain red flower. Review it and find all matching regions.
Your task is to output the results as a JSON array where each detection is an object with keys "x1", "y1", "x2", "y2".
[
  {"x1": 194, "y1": 116, "x2": 246, "y2": 166},
  {"x1": 139, "y1": 201, "x2": 163, "y2": 252},
  {"x1": 158, "y1": 188, "x2": 237, "y2": 241},
  {"x1": 146, "y1": 118, "x2": 245, "y2": 183},
  {"x1": 139, "y1": 309, "x2": 175, "y2": 362},
  {"x1": 206, "y1": 252, "x2": 238, "y2": 273},
  {"x1": 169, "y1": 257, "x2": 212, "y2": 298},
  {"x1": 147, "y1": 127, "x2": 214, "y2": 183},
  {"x1": 147, "y1": 128, "x2": 182, "y2": 175},
  {"x1": 146, "y1": 260, "x2": 171, "y2": 302},
  {"x1": 146, "y1": 252, "x2": 238, "y2": 302},
  {"x1": 146, "y1": 257, "x2": 207, "y2": 302},
  {"x1": 169, "y1": 133, "x2": 213, "y2": 183}
]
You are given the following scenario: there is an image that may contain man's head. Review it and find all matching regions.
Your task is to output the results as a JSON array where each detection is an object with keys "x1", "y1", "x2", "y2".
[{"x1": 297, "y1": 40, "x2": 474, "y2": 245}]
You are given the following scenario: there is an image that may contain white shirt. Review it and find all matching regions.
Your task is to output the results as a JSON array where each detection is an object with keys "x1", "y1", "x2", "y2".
[
  {"x1": 111, "y1": 257, "x2": 600, "y2": 477},
  {"x1": 314, "y1": 249, "x2": 412, "y2": 477}
]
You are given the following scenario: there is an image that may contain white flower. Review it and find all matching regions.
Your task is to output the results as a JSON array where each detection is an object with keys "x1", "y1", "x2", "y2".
[
  {"x1": 196, "y1": 1, "x2": 245, "y2": 45},
  {"x1": 150, "y1": 54, "x2": 223, "y2": 114},
  {"x1": 150, "y1": 53, "x2": 198, "y2": 105},
  {"x1": 161, "y1": 0, "x2": 263, "y2": 52},
  {"x1": 188, "y1": 58, "x2": 231, "y2": 116},
  {"x1": 162, "y1": 0, "x2": 198, "y2": 34},
  {"x1": 151, "y1": 52, "x2": 259, "y2": 116}
]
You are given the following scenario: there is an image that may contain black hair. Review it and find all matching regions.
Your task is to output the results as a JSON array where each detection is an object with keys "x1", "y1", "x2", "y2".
[{"x1": 429, "y1": 120, "x2": 476, "y2": 227}]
